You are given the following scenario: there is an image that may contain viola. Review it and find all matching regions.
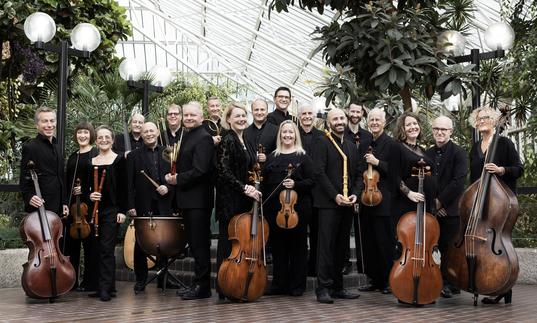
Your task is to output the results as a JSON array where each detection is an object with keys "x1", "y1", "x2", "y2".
[
  {"x1": 446, "y1": 112, "x2": 518, "y2": 305},
  {"x1": 276, "y1": 164, "x2": 299, "y2": 229},
  {"x1": 91, "y1": 166, "x2": 107, "y2": 237},
  {"x1": 20, "y1": 161, "x2": 76, "y2": 301},
  {"x1": 69, "y1": 178, "x2": 91, "y2": 240},
  {"x1": 389, "y1": 159, "x2": 442, "y2": 305},
  {"x1": 217, "y1": 163, "x2": 269, "y2": 302},
  {"x1": 360, "y1": 146, "x2": 382, "y2": 206}
]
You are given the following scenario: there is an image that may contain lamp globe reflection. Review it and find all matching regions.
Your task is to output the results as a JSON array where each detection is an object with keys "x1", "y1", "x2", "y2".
[
  {"x1": 437, "y1": 30, "x2": 466, "y2": 57},
  {"x1": 149, "y1": 66, "x2": 172, "y2": 87},
  {"x1": 24, "y1": 12, "x2": 56, "y2": 43},
  {"x1": 119, "y1": 58, "x2": 142, "y2": 81},
  {"x1": 70, "y1": 23, "x2": 101, "y2": 52},
  {"x1": 484, "y1": 22, "x2": 515, "y2": 50}
]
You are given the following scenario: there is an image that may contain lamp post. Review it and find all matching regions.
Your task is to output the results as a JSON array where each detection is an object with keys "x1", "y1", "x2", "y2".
[
  {"x1": 119, "y1": 59, "x2": 172, "y2": 115},
  {"x1": 24, "y1": 12, "x2": 101, "y2": 158},
  {"x1": 438, "y1": 22, "x2": 515, "y2": 142}
]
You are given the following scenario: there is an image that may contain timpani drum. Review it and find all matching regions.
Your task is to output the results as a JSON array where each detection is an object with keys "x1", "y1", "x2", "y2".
[{"x1": 134, "y1": 216, "x2": 186, "y2": 258}]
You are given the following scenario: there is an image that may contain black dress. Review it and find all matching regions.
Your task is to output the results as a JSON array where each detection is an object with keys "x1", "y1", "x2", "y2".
[
  {"x1": 65, "y1": 148, "x2": 99, "y2": 291},
  {"x1": 88, "y1": 154, "x2": 127, "y2": 294},
  {"x1": 261, "y1": 152, "x2": 314, "y2": 294}
]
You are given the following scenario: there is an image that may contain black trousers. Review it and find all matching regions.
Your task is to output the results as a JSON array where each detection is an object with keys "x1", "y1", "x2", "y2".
[
  {"x1": 360, "y1": 211, "x2": 395, "y2": 289},
  {"x1": 307, "y1": 207, "x2": 318, "y2": 275},
  {"x1": 182, "y1": 208, "x2": 211, "y2": 290},
  {"x1": 316, "y1": 207, "x2": 352, "y2": 293},
  {"x1": 216, "y1": 218, "x2": 230, "y2": 291},
  {"x1": 97, "y1": 208, "x2": 118, "y2": 293},
  {"x1": 63, "y1": 219, "x2": 98, "y2": 291},
  {"x1": 437, "y1": 216, "x2": 460, "y2": 285}
]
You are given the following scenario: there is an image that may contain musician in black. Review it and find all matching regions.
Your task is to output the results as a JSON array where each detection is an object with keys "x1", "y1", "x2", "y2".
[
  {"x1": 425, "y1": 116, "x2": 467, "y2": 298},
  {"x1": 161, "y1": 104, "x2": 184, "y2": 146},
  {"x1": 357, "y1": 108, "x2": 398, "y2": 295},
  {"x1": 267, "y1": 87, "x2": 295, "y2": 126},
  {"x1": 468, "y1": 106, "x2": 523, "y2": 304},
  {"x1": 262, "y1": 120, "x2": 315, "y2": 296},
  {"x1": 112, "y1": 113, "x2": 144, "y2": 156},
  {"x1": 65, "y1": 122, "x2": 98, "y2": 292},
  {"x1": 20, "y1": 106, "x2": 68, "y2": 218},
  {"x1": 244, "y1": 98, "x2": 278, "y2": 155},
  {"x1": 312, "y1": 108, "x2": 360, "y2": 303},
  {"x1": 165, "y1": 103, "x2": 216, "y2": 300},
  {"x1": 215, "y1": 103, "x2": 262, "y2": 300},
  {"x1": 88, "y1": 125, "x2": 127, "y2": 301},
  {"x1": 127, "y1": 122, "x2": 173, "y2": 292},
  {"x1": 297, "y1": 104, "x2": 323, "y2": 277},
  {"x1": 203, "y1": 97, "x2": 224, "y2": 145}
]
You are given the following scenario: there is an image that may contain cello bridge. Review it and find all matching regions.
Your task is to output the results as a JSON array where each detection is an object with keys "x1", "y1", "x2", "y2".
[
  {"x1": 245, "y1": 256, "x2": 258, "y2": 261},
  {"x1": 466, "y1": 235, "x2": 487, "y2": 242}
]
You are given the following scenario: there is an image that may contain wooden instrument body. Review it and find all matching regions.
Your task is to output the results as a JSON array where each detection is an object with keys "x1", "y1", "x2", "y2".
[
  {"x1": 217, "y1": 210, "x2": 269, "y2": 301},
  {"x1": 446, "y1": 176, "x2": 519, "y2": 296},
  {"x1": 389, "y1": 210, "x2": 442, "y2": 305},
  {"x1": 276, "y1": 164, "x2": 299, "y2": 229},
  {"x1": 360, "y1": 164, "x2": 382, "y2": 206},
  {"x1": 69, "y1": 184, "x2": 91, "y2": 240}
]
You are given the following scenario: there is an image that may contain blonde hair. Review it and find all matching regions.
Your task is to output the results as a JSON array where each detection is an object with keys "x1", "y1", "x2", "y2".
[
  {"x1": 221, "y1": 102, "x2": 248, "y2": 130},
  {"x1": 468, "y1": 106, "x2": 501, "y2": 128},
  {"x1": 273, "y1": 120, "x2": 306, "y2": 156}
]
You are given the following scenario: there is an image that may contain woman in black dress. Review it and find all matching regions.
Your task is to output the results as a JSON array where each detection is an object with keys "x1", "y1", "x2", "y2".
[
  {"x1": 88, "y1": 125, "x2": 127, "y2": 301},
  {"x1": 215, "y1": 103, "x2": 262, "y2": 299},
  {"x1": 262, "y1": 120, "x2": 314, "y2": 296},
  {"x1": 468, "y1": 106, "x2": 523, "y2": 304},
  {"x1": 65, "y1": 122, "x2": 98, "y2": 292}
]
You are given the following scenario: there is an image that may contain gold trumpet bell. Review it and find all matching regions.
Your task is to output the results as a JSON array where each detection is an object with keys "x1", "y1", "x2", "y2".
[{"x1": 162, "y1": 146, "x2": 173, "y2": 163}]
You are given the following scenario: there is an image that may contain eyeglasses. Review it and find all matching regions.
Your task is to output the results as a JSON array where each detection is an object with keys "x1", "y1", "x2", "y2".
[
  {"x1": 432, "y1": 127, "x2": 452, "y2": 132},
  {"x1": 167, "y1": 112, "x2": 180, "y2": 116},
  {"x1": 276, "y1": 95, "x2": 290, "y2": 100},
  {"x1": 477, "y1": 115, "x2": 491, "y2": 122}
]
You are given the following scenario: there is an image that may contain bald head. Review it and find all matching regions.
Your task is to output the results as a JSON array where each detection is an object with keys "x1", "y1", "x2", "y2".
[
  {"x1": 327, "y1": 108, "x2": 347, "y2": 135},
  {"x1": 432, "y1": 115, "x2": 454, "y2": 147},
  {"x1": 141, "y1": 122, "x2": 159, "y2": 148}
]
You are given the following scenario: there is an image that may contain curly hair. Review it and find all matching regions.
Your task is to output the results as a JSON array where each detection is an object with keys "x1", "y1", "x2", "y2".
[
  {"x1": 394, "y1": 111, "x2": 422, "y2": 142},
  {"x1": 468, "y1": 106, "x2": 501, "y2": 128}
]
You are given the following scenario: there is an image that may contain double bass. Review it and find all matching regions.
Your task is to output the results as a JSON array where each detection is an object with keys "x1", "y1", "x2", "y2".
[
  {"x1": 217, "y1": 163, "x2": 269, "y2": 302},
  {"x1": 389, "y1": 159, "x2": 442, "y2": 305},
  {"x1": 446, "y1": 114, "x2": 519, "y2": 305},
  {"x1": 20, "y1": 161, "x2": 76, "y2": 301}
]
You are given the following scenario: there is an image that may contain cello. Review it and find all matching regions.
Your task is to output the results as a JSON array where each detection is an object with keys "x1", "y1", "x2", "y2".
[
  {"x1": 69, "y1": 178, "x2": 91, "y2": 239},
  {"x1": 276, "y1": 164, "x2": 299, "y2": 229},
  {"x1": 446, "y1": 113, "x2": 519, "y2": 305},
  {"x1": 20, "y1": 161, "x2": 76, "y2": 301},
  {"x1": 217, "y1": 163, "x2": 269, "y2": 302},
  {"x1": 360, "y1": 146, "x2": 382, "y2": 206},
  {"x1": 389, "y1": 159, "x2": 442, "y2": 305}
]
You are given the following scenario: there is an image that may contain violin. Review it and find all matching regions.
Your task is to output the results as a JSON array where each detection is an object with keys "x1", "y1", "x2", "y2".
[
  {"x1": 389, "y1": 159, "x2": 442, "y2": 305},
  {"x1": 69, "y1": 178, "x2": 91, "y2": 239},
  {"x1": 446, "y1": 112, "x2": 519, "y2": 305},
  {"x1": 276, "y1": 164, "x2": 299, "y2": 229},
  {"x1": 91, "y1": 166, "x2": 107, "y2": 237},
  {"x1": 20, "y1": 161, "x2": 76, "y2": 301},
  {"x1": 360, "y1": 146, "x2": 382, "y2": 206},
  {"x1": 217, "y1": 163, "x2": 269, "y2": 302}
]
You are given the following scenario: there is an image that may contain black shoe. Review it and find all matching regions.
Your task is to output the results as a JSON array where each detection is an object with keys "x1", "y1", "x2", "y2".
[
  {"x1": 331, "y1": 289, "x2": 360, "y2": 299},
  {"x1": 88, "y1": 292, "x2": 99, "y2": 298},
  {"x1": 316, "y1": 290, "x2": 334, "y2": 304},
  {"x1": 381, "y1": 287, "x2": 391, "y2": 295},
  {"x1": 134, "y1": 282, "x2": 146, "y2": 293},
  {"x1": 341, "y1": 262, "x2": 352, "y2": 275},
  {"x1": 358, "y1": 285, "x2": 378, "y2": 292},
  {"x1": 181, "y1": 285, "x2": 212, "y2": 300},
  {"x1": 175, "y1": 286, "x2": 190, "y2": 297},
  {"x1": 99, "y1": 290, "x2": 111, "y2": 302},
  {"x1": 289, "y1": 290, "x2": 304, "y2": 297},
  {"x1": 441, "y1": 286, "x2": 452, "y2": 298},
  {"x1": 482, "y1": 290, "x2": 512, "y2": 304}
]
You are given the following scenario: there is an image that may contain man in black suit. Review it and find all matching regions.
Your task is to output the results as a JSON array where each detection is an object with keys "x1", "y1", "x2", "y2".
[
  {"x1": 113, "y1": 113, "x2": 145, "y2": 157},
  {"x1": 312, "y1": 108, "x2": 361, "y2": 303},
  {"x1": 165, "y1": 102, "x2": 215, "y2": 300},
  {"x1": 267, "y1": 87, "x2": 296, "y2": 126},
  {"x1": 127, "y1": 122, "x2": 174, "y2": 292},
  {"x1": 425, "y1": 115, "x2": 467, "y2": 298},
  {"x1": 161, "y1": 104, "x2": 184, "y2": 146},
  {"x1": 20, "y1": 106, "x2": 68, "y2": 217},
  {"x1": 203, "y1": 97, "x2": 224, "y2": 145},
  {"x1": 244, "y1": 98, "x2": 278, "y2": 155}
]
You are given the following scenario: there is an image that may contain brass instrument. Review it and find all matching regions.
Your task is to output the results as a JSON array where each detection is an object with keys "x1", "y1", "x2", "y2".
[
  {"x1": 161, "y1": 130, "x2": 184, "y2": 175},
  {"x1": 325, "y1": 130, "x2": 348, "y2": 200}
]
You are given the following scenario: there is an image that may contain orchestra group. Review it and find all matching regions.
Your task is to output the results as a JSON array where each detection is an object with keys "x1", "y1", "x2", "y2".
[{"x1": 18, "y1": 86, "x2": 523, "y2": 307}]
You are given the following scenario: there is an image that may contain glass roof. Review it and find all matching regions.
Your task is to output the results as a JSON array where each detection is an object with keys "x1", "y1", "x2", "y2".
[{"x1": 115, "y1": 0, "x2": 519, "y2": 105}]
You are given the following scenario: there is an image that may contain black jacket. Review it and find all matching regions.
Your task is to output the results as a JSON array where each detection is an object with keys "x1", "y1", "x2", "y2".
[
  {"x1": 127, "y1": 145, "x2": 172, "y2": 215},
  {"x1": 19, "y1": 134, "x2": 66, "y2": 214},
  {"x1": 244, "y1": 121, "x2": 278, "y2": 154},
  {"x1": 174, "y1": 125, "x2": 216, "y2": 209},
  {"x1": 113, "y1": 132, "x2": 143, "y2": 155},
  {"x1": 66, "y1": 147, "x2": 98, "y2": 206},
  {"x1": 160, "y1": 126, "x2": 185, "y2": 147},
  {"x1": 344, "y1": 125, "x2": 373, "y2": 157},
  {"x1": 470, "y1": 136, "x2": 523, "y2": 193},
  {"x1": 311, "y1": 133, "x2": 360, "y2": 209},
  {"x1": 299, "y1": 126, "x2": 324, "y2": 156},
  {"x1": 267, "y1": 109, "x2": 296, "y2": 126},
  {"x1": 425, "y1": 140, "x2": 467, "y2": 217}
]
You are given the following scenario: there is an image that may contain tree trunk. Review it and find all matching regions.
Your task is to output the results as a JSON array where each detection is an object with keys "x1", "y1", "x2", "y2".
[{"x1": 400, "y1": 85, "x2": 412, "y2": 111}]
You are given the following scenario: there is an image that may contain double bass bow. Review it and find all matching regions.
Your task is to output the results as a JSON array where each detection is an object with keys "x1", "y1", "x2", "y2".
[
  {"x1": 446, "y1": 111, "x2": 519, "y2": 305},
  {"x1": 389, "y1": 159, "x2": 442, "y2": 305},
  {"x1": 20, "y1": 161, "x2": 76, "y2": 301},
  {"x1": 217, "y1": 163, "x2": 269, "y2": 302}
]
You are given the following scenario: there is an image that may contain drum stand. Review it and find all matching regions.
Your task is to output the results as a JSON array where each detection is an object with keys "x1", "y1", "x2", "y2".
[{"x1": 138, "y1": 250, "x2": 188, "y2": 295}]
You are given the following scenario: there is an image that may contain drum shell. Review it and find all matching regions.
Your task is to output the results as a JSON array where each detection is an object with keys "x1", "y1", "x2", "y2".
[{"x1": 134, "y1": 216, "x2": 186, "y2": 258}]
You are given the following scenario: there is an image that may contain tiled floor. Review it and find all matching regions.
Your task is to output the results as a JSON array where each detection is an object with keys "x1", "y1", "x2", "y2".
[{"x1": 0, "y1": 282, "x2": 535, "y2": 322}]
